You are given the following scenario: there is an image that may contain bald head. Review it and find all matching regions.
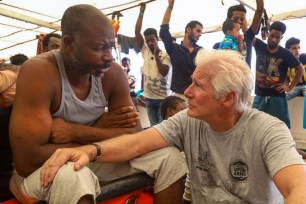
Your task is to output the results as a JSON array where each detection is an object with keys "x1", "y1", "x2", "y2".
[{"x1": 61, "y1": 4, "x2": 113, "y2": 37}]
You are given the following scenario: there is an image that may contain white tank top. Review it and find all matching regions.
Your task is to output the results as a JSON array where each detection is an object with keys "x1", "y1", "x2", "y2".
[{"x1": 52, "y1": 51, "x2": 107, "y2": 125}]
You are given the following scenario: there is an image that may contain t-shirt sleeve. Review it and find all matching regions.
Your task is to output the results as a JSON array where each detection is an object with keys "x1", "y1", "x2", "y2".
[
  {"x1": 153, "y1": 110, "x2": 187, "y2": 151},
  {"x1": 261, "y1": 120, "x2": 305, "y2": 177},
  {"x1": 286, "y1": 49, "x2": 302, "y2": 68},
  {"x1": 244, "y1": 26, "x2": 255, "y2": 44},
  {"x1": 0, "y1": 70, "x2": 17, "y2": 92},
  {"x1": 300, "y1": 53, "x2": 306, "y2": 64},
  {"x1": 161, "y1": 52, "x2": 171, "y2": 67}
]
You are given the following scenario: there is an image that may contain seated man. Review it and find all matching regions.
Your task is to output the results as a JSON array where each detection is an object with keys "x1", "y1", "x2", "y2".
[
  {"x1": 41, "y1": 50, "x2": 306, "y2": 203},
  {"x1": 9, "y1": 4, "x2": 187, "y2": 204}
]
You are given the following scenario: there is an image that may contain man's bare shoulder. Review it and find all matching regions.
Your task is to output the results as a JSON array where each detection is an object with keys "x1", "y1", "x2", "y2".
[
  {"x1": 15, "y1": 52, "x2": 61, "y2": 105},
  {"x1": 22, "y1": 52, "x2": 57, "y2": 70},
  {"x1": 103, "y1": 61, "x2": 127, "y2": 83},
  {"x1": 18, "y1": 52, "x2": 60, "y2": 84},
  {"x1": 109, "y1": 61, "x2": 124, "y2": 73},
  {"x1": 102, "y1": 60, "x2": 130, "y2": 101}
]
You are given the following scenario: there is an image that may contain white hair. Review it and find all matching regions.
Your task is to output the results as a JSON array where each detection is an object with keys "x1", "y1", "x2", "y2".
[{"x1": 195, "y1": 49, "x2": 253, "y2": 112}]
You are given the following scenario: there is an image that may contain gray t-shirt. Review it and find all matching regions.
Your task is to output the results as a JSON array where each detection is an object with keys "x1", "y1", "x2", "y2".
[{"x1": 154, "y1": 108, "x2": 305, "y2": 204}]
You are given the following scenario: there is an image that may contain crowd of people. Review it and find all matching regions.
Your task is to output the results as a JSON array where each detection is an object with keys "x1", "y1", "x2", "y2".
[{"x1": 1, "y1": 0, "x2": 306, "y2": 203}]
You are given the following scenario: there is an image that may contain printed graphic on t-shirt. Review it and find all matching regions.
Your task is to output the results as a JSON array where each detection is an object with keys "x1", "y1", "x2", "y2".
[
  {"x1": 256, "y1": 55, "x2": 283, "y2": 88},
  {"x1": 143, "y1": 75, "x2": 168, "y2": 96},
  {"x1": 287, "y1": 54, "x2": 306, "y2": 85},
  {"x1": 194, "y1": 151, "x2": 218, "y2": 186},
  {"x1": 195, "y1": 151, "x2": 214, "y2": 172},
  {"x1": 229, "y1": 160, "x2": 248, "y2": 183}
]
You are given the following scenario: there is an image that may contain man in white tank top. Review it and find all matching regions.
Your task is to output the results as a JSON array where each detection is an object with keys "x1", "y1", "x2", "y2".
[{"x1": 9, "y1": 4, "x2": 187, "y2": 204}]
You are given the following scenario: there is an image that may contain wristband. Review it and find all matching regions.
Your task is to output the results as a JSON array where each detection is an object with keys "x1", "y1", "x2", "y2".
[
  {"x1": 90, "y1": 143, "x2": 102, "y2": 162},
  {"x1": 139, "y1": 11, "x2": 144, "y2": 16},
  {"x1": 168, "y1": 4, "x2": 173, "y2": 9}
]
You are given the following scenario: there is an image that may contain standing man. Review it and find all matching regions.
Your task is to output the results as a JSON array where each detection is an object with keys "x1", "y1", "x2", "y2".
[
  {"x1": 42, "y1": 33, "x2": 61, "y2": 52},
  {"x1": 160, "y1": 0, "x2": 203, "y2": 99},
  {"x1": 252, "y1": 21, "x2": 305, "y2": 128},
  {"x1": 135, "y1": 3, "x2": 172, "y2": 126},
  {"x1": 121, "y1": 57, "x2": 138, "y2": 107},
  {"x1": 285, "y1": 37, "x2": 306, "y2": 100},
  {"x1": 9, "y1": 4, "x2": 187, "y2": 204},
  {"x1": 41, "y1": 50, "x2": 306, "y2": 203},
  {"x1": 213, "y1": 0, "x2": 264, "y2": 67}
]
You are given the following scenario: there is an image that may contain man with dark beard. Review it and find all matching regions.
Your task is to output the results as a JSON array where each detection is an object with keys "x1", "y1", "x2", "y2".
[
  {"x1": 9, "y1": 4, "x2": 187, "y2": 204},
  {"x1": 159, "y1": 0, "x2": 203, "y2": 99},
  {"x1": 252, "y1": 21, "x2": 304, "y2": 128}
]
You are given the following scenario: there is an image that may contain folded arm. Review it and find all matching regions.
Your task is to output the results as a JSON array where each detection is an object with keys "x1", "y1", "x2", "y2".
[{"x1": 50, "y1": 106, "x2": 140, "y2": 144}]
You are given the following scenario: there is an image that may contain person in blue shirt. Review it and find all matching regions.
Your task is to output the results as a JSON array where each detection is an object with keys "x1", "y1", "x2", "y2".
[{"x1": 219, "y1": 19, "x2": 244, "y2": 53}]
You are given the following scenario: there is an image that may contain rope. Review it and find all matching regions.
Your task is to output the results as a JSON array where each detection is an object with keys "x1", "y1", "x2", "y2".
[{"x1": 0, "y1": 0, "x2": 155, "y2": 51}]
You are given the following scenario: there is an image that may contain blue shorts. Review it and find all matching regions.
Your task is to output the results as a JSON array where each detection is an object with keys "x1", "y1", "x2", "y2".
[{"x1": 252, "y1": 96, "x2": 290, "y2": 128}]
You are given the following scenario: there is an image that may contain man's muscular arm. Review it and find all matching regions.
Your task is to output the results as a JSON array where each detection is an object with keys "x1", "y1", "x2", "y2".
[{"x1": 9, "y1": 56, "x2": 79, "y2": 177}]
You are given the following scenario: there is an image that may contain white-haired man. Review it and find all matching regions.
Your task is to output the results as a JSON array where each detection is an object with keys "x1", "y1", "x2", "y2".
[{"x1": 41, "y1": 50, "x2": 306, "y2": 203}]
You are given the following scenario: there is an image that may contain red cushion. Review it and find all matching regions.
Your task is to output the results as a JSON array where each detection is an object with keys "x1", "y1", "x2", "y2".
[{"x1": 1, "y1": 198, "x2": 21, "y2": 204}]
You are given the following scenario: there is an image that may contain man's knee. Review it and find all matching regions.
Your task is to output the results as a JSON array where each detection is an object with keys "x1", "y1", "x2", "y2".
[
  {"x1": 48, "y1": 162, "x2": 100, "y2": 203},
  {"x1": 53, "y1": 162, "x2": 98, "y2": 187},
  {"x1": 133, "y1": 146, "x2": 187, "y2": 178},
  {"x1": 156, "y1": 147, "x2": 186, "y2": 165}
]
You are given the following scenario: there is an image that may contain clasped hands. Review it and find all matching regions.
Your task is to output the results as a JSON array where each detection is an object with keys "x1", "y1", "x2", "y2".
[{"x1": 50, "y1": 106, "x2": 139, "y2": 144}]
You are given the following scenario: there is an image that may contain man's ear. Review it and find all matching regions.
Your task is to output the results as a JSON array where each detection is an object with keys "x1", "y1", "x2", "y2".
[
  {"x1": 62, "y1": 35, "x2": 74, "y2": 49},
  {"x1": 222, "y1": 91, "x2": 237, "y2": 107},
  {"x1": 186, "y1": 27, "x2": 191, "y2": 34}
]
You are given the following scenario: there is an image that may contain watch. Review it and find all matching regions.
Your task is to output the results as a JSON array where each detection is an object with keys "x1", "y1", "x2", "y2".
[{"x1": 90, "y1": 143, "x2": 102, "y2": 162}]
